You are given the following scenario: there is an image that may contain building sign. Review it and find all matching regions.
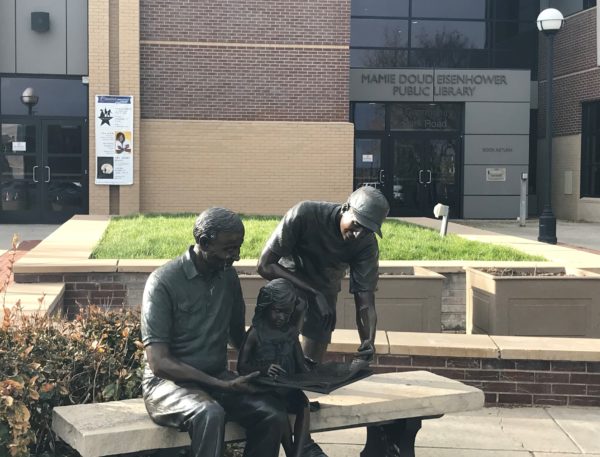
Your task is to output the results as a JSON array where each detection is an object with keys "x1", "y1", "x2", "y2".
[
  {"x1": 350, "y1": 69, "x2": 530, "y2": 102},
  {"x1": 486, "y1": 167, "x2": 507, "y2": 182},
  {"x1": 95, "y1": 95, "x2": 134, "y2": 185}
]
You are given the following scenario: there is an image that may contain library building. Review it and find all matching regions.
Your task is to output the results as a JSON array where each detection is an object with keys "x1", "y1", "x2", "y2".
[{"x1": 1, "y1": 0, "x2": 599, "y2": 223}]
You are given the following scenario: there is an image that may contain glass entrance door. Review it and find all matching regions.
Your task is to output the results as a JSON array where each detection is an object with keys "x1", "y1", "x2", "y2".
[
  {"x1": 0, "y1": 118, "x2": 87, "y2": 223},
  {"x1": 388, "y1": 135, "x2": 461, "y2": 217}
]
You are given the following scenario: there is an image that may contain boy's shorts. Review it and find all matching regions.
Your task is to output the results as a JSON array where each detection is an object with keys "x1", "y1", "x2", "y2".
[{"x1": 299, "y1": 291, "x2": 338, "y2": 344}]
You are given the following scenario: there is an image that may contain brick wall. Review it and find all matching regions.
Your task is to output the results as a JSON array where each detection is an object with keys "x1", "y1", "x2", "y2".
[
  {"x1": 16, "y1": 270, "x2": 600, "y2": 407},
  {"x1": 13, "y1": 270, "x2": 469, "y2": 338},
  {"x1": 138, "y1": 0, "x2": 350, "y2": 121},
  {"x1": 140, "y1": 0, "x2": 349, "y2": 45},
  {"x1": 226, "y1": 350, "x2": 600, "y2": 407},
  {"x1": 138, "y1": 119, "x2": 354, "y2": 215},
  {"x1": 140, "y1": 44, "x2": 349, "y2": 122},
  {"x1": 538, "y1": 7, "x2": 600, "y2": 138},
  {"x1": 89, "y1": 0, "x2": 142, "y2": 215},
  {"x1": 538, "y1": 8, "x2": 597, "y2": 78}
]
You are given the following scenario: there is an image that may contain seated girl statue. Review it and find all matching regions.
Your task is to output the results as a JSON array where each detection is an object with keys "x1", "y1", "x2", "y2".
[{"x1": 238, "y1": 278, "x2": 311, "y2": 457}]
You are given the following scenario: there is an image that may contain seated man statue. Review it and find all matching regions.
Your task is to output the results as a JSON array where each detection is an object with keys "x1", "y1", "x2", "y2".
[{"x1": 141, "y1": 207, "x2": 289, "y2": 457}]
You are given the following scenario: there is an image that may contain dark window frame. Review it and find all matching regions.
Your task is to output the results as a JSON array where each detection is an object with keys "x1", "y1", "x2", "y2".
[{"x1": 581, "y1": 101, "x2": 600, "y2": 198}]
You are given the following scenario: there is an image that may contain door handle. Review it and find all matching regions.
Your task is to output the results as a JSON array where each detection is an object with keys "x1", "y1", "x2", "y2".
[
  {"x1": 379, "y1": 169, "x2": 385, "y2": 184},
  {"x1": 418, "y1": 169, "x2": 424, "y2": 184},
  {"x1": 44, "y1": 166, "x2": 51, "y2": 183},
  {"x1": 33, "y1": 165, "x2": 39, "y2": 183},
  {"x1": 426, "y1": 169, "x2": 432, "y2": 184}
]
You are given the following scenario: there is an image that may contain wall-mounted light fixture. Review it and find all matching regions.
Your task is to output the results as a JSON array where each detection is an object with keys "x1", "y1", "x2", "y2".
[
  {"x1": 31, "y1": 12, "x2": 50, "y2": 33},
  {"x1": 20, "y1": 87, "x2": 39, "y2": 115}
]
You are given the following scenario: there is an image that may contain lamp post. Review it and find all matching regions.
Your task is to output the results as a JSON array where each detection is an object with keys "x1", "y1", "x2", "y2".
[
  {"x1": 536, "y1": 8, "x2": 564, "y2": 244},
  {"x1": 20, "y1": 87, "x2": 39, "y2": 115}
]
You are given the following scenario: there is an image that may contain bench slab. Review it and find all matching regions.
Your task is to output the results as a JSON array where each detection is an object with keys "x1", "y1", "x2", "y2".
[{"x1": 52, "y1": 370, "x2": 484, "y2": 457}]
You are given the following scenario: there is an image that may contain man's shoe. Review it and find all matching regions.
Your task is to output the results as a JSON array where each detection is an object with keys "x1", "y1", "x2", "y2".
[{"x1": 302, "y1": 441, "x2": 328, "y2": 457}]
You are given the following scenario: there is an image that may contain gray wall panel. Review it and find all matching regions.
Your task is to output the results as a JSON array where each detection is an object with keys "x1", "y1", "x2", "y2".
[
  {"x1": 66, "y1": 0, "x2": 87, "y2": 75},
  {"x1": 434, "y1": 69, "x2": 530, "y2": 102},
  {"x1": 464, "y1": 135, "x2": 529, "y2": 165},
  {"x1": 0, "y1": 0, "x2": 16, "y2": 73},
  {"x1": 465, "y1": 102, "x2": 530, "y2": 135},
  {"x1": 463, "y1": 195, "x2": 521, "y2": 218},
  {"x1": 16, "y1": 0, "x2": 67, "y2": 74},
  {"x1": 464, "y1": 165, "x2": 528, "y2": 195}
]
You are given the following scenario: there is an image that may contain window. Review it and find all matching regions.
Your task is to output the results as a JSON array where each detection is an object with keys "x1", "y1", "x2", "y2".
[
  {"x1": 581, "y1": 102, "x2": 600, "y2": 198},
  {"x1": 1, "y1": 77, "x2": 87, "y2": 117},
  {"x1": 549, "y1": 0, "x2": 596, "y2": 17},
  {"x1": 350, "y1": 0, "x2": 540, "y2": 75}
]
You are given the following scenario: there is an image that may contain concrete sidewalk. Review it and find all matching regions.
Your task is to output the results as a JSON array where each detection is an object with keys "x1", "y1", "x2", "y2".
[{"x1": 303, "y1": 406, "x2": 600, "y2": 456}]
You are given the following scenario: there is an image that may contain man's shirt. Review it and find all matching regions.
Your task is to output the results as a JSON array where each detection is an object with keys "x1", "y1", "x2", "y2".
[
  {"x1": 265, "y1": 201, "x2": 379, "y2": 296},
  {"x1": 141, "y1": 246, "x2": 245, "y2": 376}
]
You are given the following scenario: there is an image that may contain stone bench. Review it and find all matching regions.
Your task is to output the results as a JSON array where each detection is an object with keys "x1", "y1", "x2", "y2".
[{"x1": 52, "y1": 370, "x2": 484, "y2": 457}]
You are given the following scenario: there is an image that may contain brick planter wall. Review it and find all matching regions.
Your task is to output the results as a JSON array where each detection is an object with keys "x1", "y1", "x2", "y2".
[
  {"x1": 13, "y1": 270, "x2": 600, "y2": 408},
  {"x1": 226, "y1": 350, "x2": 600, "y2": 408},
  {"x1": 13, "y1": 271, "x2": 467, "y2": 332}
]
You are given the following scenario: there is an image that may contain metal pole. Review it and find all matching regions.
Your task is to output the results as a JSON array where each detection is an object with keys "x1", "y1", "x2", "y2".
[
  {"x1": 538, "y1": 32, "x2": 557, "y2": 244},
  {"x1": 519, "y1": 173, "x2": 528, "y2": 226}
]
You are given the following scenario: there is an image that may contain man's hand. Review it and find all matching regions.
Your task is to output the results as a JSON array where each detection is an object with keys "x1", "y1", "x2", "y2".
[
  {"x1": 355, "y1": 340, "x2": 375, "y2": 361},
  {"x1": 266, "y1": 364, "x2": 287, "y2": 378},
  {"x1": 224, "y1": 372, "x2": 261, "y2": 394},
  {"x1": 314, "y1": 291, "x2": 334, "y2": 331}
]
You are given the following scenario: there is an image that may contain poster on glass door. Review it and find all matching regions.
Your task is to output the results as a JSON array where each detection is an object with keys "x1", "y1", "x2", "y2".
[{"x1": 95, "y1": 95, "x2": 134, "y2": 185}]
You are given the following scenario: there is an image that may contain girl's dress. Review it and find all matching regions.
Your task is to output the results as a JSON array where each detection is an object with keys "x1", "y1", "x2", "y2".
[{"x1": 243, "y1": 320, "x2": 308, "y2": 414}]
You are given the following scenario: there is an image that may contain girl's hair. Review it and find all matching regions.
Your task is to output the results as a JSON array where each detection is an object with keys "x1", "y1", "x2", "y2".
[{"x1": 253, "y1": 278, "x2": 300, "y2": 325}]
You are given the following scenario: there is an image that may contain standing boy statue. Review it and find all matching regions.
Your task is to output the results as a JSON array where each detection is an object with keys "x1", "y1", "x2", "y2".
[
  {"x1": 141, "y1": 207, "x2": 289, "y2": 457},
  {"x1": 258, "y1": 186, "x2": 389, "y2": 364}
]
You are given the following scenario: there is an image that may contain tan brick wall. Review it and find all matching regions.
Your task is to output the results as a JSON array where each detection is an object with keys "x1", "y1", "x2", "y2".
[
  {"x1": 537, "y1": 134, "x2": 600, "y2": 222},
  {"x1": 548, "y1": 135, "x2": 581, "y2": 221},
  {"x1": 88, "y1": 0, "x2": 110, "y2": 215},
  {"x1": 89, "y1": 0, "x2": 141, "y2": 216},
  {"x1": 139, "y1": 120, "x2": 354, "y2": 214},
  {"x1": 117, "y1": 0, "x2": 141, "y2": 215}
]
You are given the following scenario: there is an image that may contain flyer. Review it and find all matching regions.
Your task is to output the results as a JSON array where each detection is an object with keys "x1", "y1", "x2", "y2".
[{"x1": 95, "y1": 95, "x2": 133, "y2": 185}]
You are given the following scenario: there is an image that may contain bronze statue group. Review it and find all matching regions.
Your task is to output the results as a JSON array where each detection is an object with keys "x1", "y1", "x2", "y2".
[{"x1": 141, "y1": 186, "x2": 390, "y2": 457}]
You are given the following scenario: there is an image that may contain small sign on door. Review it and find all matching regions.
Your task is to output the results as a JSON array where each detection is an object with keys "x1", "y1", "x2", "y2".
[
  {"x1": 12, "y1": 142, "x2": 26, "y2": 152},
  {"x1": 362, "y1": 154, "x2": 374, "y2": 163},
  {"x1": 486, "y1": 167, "x2": 506, "y2": 182}
]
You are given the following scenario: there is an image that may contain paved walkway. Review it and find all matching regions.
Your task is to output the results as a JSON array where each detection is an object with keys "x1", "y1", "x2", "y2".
[
  {"x1": 304, "y1": 406, "x2": 600, "y2": 456},
  {"x1": 398, "y1": 217, "x2": 600, "y2": 268}
]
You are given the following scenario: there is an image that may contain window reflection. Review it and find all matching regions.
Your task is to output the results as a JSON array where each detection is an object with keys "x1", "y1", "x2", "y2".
[
  {"x1": 390, "y1": 103, "x2": 462, "y2": 131},
  {"x1": 1, "y1": 124, "x2": 36, "y2": 153},
  {"x1": 351, "y1": 0, "x2": 409, "y2": 17},
  {"x1": 351, "y1": 19, "x2": 408, "y2": 47},
  {"x1": 354, "y1": 139, "x2": 382, "y2": 190},
  {"x1": 549, "y1": 0, "x2": 596, "y2": 16},
  {"x1": 354, "y1": 103, "x2": 385, "y2": 130},
  {"x1": 411, "y1": 21, "x2": 487, "y2": 50},
  {"x1": 494, "y1": 0, "x2": 539, "y2": 21},
  {"x1": 351, "y1": 49, "x2": 408, "y2": 68},
  {"x1": 47, "y1": 124, "x2": 82, "y2": 155},
  {"x1": 1, "y1": 77, "x2": 87, "y2": 116},
  {"x1": 412, "y1": 0, "x2": 487, "y2": 19},
  {"x1": 349, "y1": 0, "x2": 540, "y2": 74}
]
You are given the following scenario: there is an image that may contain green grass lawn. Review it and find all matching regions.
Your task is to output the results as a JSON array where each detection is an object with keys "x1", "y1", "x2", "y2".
[{"x1": 91, "y1": 214, "x2": 544, "y2": 261}]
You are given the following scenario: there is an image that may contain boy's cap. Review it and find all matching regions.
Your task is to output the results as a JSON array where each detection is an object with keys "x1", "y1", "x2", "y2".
[{"x1": 348, "y1": 186, "x2": 390, "y2": 237}]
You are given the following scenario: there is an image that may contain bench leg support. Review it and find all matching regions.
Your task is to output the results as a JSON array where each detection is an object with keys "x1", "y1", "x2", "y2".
[{"x1": 360, "y1": 418, "x2": 422, "y2": 457}]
